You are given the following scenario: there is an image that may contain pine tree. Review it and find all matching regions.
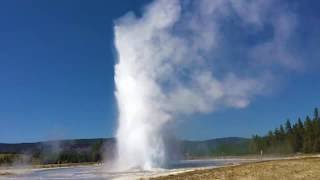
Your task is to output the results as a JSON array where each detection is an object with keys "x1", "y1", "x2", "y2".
[
  {"x1": 274, "y1": 128, "x2": 280, "y2": 143},
  {"x1": 312, "y1": 108, "x2": 320, "y2": 152},
  {"x1": 285, "y1": 119, "x2": 292, "y2": 134},
  {"x1": 303, "y1": 116, "x2": 313, "y2": 153},
  {"x1": 297, "y1": 118, "x2": 304, "y2": 130},
  {"x1": 285, "y1": 119, "x2": 294, "y2": 151},
  {"x1": 279, "y1": 125, "x2": 285, "y2": 142},
  {"x1": 314, "y1": 108, "x2": 319, "y2": 121},
  {"x1": 296, "y1": 118, "x2": 304, "y2": 152},
  {"x1": 291, "y1": 123, "x2": 299, "y2": 152},
  {"x1": 250, "y1": 107, "x2": 320, "y2": 154}
]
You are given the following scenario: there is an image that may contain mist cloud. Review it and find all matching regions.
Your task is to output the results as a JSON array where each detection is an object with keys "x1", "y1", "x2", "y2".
[
  {"x1": 115, "y1": 0, "x2": 298, "y2": 116},
  {"x1": 114, "y1": 0, "x2": 300, "y2": 169}
]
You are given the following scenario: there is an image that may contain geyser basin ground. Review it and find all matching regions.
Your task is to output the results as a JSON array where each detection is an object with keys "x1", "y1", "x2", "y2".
[
  {"x1": 1, "y1": 159, "x2": 256, "y2": 179},
  {"x1": 152, "y1": 156, "x2": 320, "y2": 179}
]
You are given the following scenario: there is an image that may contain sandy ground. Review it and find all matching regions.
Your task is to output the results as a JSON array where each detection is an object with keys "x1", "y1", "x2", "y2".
[
  {"x1": 0, "y1": 162, "x2": 97, "y2": 177},
  {"x1": 151, "y1": 156, "x2": 320, "y2": 180},
  {"x1": 1, "y1": 156, "x2": 319, "y2": 179},
  {"x1": 0, "y1": 159, "x2": 255, "y2": 179}
]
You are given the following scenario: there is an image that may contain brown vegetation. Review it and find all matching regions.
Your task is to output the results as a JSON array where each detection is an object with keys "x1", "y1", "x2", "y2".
[{"x1": 152, "y1": 156, "x2": 320, "y2": 180}]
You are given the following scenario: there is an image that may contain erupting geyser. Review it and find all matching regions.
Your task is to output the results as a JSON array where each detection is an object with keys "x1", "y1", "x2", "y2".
[
  {"x1": 113, "y1": 0, "x2": 297, "y2": 170},
  {"x1": 113, "y1": 0, "x2": 178, "y2": 169}
]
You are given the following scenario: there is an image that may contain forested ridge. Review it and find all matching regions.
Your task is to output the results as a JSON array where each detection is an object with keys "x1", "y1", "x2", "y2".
[
  {"x1": 1, "y1": 108, "x2": 319, "y2": 165},
  {"x1": 250, "y1": 108, "x2": 320, "y2": 154}
]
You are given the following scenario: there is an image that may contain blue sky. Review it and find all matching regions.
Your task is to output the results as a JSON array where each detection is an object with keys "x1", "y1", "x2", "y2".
[{"x1": 0, "y1": 0, "x2": 319, "y2": 143}]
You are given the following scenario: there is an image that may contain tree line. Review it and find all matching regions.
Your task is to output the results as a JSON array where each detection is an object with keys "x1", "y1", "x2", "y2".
[
  {"x1": 35, "y1": 140, "x2": 104, "y2": 164},
  {"x1": 0, "y1": 140, "x2": 104, "y2": 166},
  {"x1": 0, "y1": 154, "x2": 20, "y2": 165},
  {"x1": 250, "y1": 108, "x2": 320, "y2": 154}
]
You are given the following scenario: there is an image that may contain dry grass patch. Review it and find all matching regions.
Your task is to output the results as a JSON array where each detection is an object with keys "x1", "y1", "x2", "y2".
[{"x1": 152, "y1": 157, "x2": 320, "y2": 180}]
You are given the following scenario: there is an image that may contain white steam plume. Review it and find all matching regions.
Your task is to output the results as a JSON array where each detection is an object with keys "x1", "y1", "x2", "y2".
[{"x1": 114, "y1": 0, "x2": 298, "y2": 170}]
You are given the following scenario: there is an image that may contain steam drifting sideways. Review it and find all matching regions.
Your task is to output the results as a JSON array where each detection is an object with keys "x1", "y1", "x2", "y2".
[{"x1": 114, "y1": 0, "x2": 299, "y2": 170}]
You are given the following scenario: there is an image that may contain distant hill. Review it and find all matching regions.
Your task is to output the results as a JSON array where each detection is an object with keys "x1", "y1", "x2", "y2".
[
  {"x1": 178, "y1": 137, "x2": 250, "y2": 158},
  {"x1": 0, "y1": 137, "x2": 249, "y2": 158},
  {"x1": 0, "y1": 138, "x2": 115, "y2": 157},
  {"x1": 0, "y1": 138, "x2": 116, "y2": 165}
]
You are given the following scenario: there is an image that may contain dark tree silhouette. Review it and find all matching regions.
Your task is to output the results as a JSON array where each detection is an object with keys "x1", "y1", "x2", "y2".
[{"x1": 250, "y1": 107, "x2": 320, "y2": 154}]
